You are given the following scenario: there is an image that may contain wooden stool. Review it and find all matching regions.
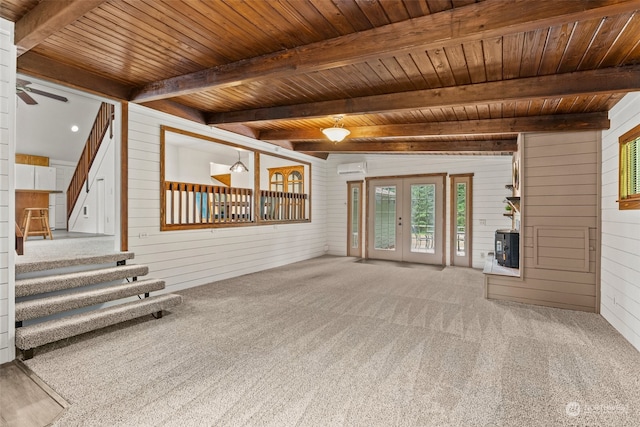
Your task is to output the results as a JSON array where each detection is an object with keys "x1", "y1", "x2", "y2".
[{"x1": 21, "y1": 208, "x2": 53, "y2": 241}]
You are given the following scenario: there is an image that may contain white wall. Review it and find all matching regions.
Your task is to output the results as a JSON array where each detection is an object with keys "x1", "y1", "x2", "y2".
[
  {"x1": 15, "y1": 77, "x2": 101, "y2": 164},
  {"x1": 601, "y1": 92, "x2": 640, "y2": 352},
  {"x1": 165, "y1": 142, "x2": 255, "y2": 189},
  {"x1": 0, "y1": 17, "x2": 15, "y2": 364},
  {"x1": 68, "y1": 128, "x2": 116, "y2": 235},
  {"x1": 325, "y1": 154, "x2": 512, "y2": 268},
  {"x1": 49, "y1": 160, "x2": 75, "y2": 229},
  {"x1": 127, "y1": 104, "x2": 328, "y2": 293}
]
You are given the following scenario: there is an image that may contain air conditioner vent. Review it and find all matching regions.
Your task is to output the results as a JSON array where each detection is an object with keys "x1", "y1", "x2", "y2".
[{"x1": 337, "y1": 162, "x2": 367, "y2": 175}]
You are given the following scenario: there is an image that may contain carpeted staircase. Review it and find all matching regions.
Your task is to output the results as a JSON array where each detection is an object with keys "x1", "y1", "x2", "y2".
[{"x1": 15, "y1": 251, "x2": 181, "y2": 360}]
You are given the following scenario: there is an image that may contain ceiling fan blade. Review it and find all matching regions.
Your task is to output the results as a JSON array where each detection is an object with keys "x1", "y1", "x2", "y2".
[
  {"x1": 17, "y1": 91, "x2": 38, "y2": 105},
  {"x1": 16, "y1": 78, "x2": 32, "y2": 87},
  {"x1": 27, "y1": 87, "x2": 68, "y2": 102}
]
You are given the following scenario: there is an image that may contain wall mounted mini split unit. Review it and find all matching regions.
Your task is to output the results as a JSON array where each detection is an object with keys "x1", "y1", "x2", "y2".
[{"x1": 337, "y1": 161, "x2": 367, "y2": 175}]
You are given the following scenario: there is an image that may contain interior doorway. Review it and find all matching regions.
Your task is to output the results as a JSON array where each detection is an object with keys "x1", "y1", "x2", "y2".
[
  {"x1": 366, "y1": 175, "x2": 445, "y2": 265},
  {"x1": 15, "y1": 75, "x2": 121, "y2": 248}
]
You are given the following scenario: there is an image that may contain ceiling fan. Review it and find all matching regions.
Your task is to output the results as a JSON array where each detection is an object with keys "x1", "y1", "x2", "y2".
[{"x1": 16, "y1": 78, "x2": 68, "y2": 105}]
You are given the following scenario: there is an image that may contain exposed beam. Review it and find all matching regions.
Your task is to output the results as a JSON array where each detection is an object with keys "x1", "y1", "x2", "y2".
[
  {"x1": 17, "y1": 51, "x2": 133, "y2": 100},
  {"x1": 15, "y1": 0, "x2": 107, "y2": 56},
  {"x1": 141, "y1": 100, "x2": 206, "y2": 125},
  {"x1": 300, "y1": 152, "x2": 330, "y2": 160},
  {"x1": 293, "y1": 139, "x2": 518, "y2": 153},
  {"x1": 259, "y1": 139, "x2": 294, "y2": 151},
  {"x1": 208, "y1": 65, "x2": 640, "y2": 124},
  {"x1": 131, "y1": 0, "x2": 639, "y2": 102},
  {"x1": 215, "y1": 124, "x2": 260, "y2": 139},
  {"x1": 260, "y1": 113, "x2": 610, "y2": 141}
]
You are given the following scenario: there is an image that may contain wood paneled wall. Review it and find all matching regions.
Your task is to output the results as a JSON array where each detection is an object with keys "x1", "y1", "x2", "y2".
[
  {"x1": 127, "y1": 104, "x2": 327, "y2": 294},
  {"x1": 486, "y1": 131, "x2": 600, "y2": 312},
  {"x1": 0, "y1": 17, "x2": 16, "y2": 364},
  {"x1": 601, "y1": 92, "x2": 640, "y2": 352},
  {"x1": 325, "y1": 154, "x2": 513, "y2": 268}
]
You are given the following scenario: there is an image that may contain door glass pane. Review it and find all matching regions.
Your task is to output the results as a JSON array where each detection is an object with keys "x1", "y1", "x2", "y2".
[
  {"x1": 351, "y1": 187, "x2": 359, "y2": 249},
  {"x1": 456, "y1": 182, "x2": 466, "y2": 256},
  {"x1": 374, "y1": 186, "x2": 396, "y2": 250},
  {"x1": 410, "y1": 184, "x2": 435, "y2": 254}
]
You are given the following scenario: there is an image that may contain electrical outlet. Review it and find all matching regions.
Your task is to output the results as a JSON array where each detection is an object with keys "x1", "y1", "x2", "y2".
[
  {"x1": 480, "y1": 252, "x2": 485, "y2": 259},
  {"x1": 479, "y1": 219, "x2": 486, "y2": 225},
  {"x1": 139, "y1": 232, "x2": 148, "y2": 238}
]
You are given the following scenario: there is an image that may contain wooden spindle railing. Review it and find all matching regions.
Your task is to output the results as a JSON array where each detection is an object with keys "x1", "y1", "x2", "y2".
[
  {"x1": 163, "y1": 181, "x2": 253, "y2": 228},
  {"x1": 66, "y1": 102, "x2": 114, "y2": 224},
  {"x1": 260, "y1": 190, "x2": 308, "y2": 221}
]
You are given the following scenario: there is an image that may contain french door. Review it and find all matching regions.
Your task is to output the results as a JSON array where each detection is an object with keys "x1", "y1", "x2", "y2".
[{"x1": 367, "y1": 175, "x2": 444, "y2": 264}]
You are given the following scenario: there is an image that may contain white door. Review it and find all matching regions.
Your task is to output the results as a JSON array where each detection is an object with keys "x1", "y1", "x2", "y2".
[{"x1": 367, "y1": 176, "x2": 444, "y2": 265}]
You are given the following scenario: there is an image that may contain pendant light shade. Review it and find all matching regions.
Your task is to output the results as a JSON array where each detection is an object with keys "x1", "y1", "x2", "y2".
[
  {"x1": 230, "y1": 151, "x2": 249, "y2": 173},
  {"x1": 322, "y1": 115, "x2": 350, "y2": 142}
]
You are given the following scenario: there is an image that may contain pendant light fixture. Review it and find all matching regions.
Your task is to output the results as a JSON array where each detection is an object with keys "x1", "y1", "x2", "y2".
[
  {"x1": 230, "y1": 151, "x2": 249, "y2": 173},
  {"x1": 322, "y1": 115, "x2": 350, "y2": 143}
]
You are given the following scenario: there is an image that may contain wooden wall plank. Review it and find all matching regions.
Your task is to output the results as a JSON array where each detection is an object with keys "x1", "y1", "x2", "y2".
[
  {"x1": 485, "y1": 291, "x2": 596, "y2": 312},
  {"x1": 488, "y1": 284, "x2": 596, "y2": 307},
  {"x1": 126, "y1": 104, "x2": 328, "y2": 295},
  {"x1": 523, "y1": 267, "x2": 596, "y2": 285},
  {"x1": 600, "y1": 92, "x2": 640, "y2": 352},
  {"x1": 485, "y1": 130, "x2": 600, "y2": 311}
]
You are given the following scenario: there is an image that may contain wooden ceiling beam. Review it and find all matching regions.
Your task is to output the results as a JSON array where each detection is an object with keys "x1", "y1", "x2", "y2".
[
  {"x1": 17, "y1": 51, "x2": 133, "y2": 100},
  {"x1": 14, "y1": 0, "x2": 107, "y2": 56},
  {"x1": 260, "y1": 113, "x2": 610, "y2": 141},
  {"x1": 300, "y1": 152, "x2": 330, "y2": 160},
  {"x1": 131, "y1": 0, "x2": 639, "y2": 102},
  {"x1": 140, "y1": 100, "x2": 206, "y2": 125},
  {"x1": 293, "y1": 139, "x2": 518, "y2": 153},
  {"x1": 208, "y1": 65, "x2": 640, "y2": 124},
  {"x1": 214, "y1": 124, "x2": 260, "y2": 139}
]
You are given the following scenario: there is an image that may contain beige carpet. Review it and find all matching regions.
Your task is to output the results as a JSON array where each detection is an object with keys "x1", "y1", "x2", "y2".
[{"x1": 23, "y1": 256, "x2": 640, "y2": 426}]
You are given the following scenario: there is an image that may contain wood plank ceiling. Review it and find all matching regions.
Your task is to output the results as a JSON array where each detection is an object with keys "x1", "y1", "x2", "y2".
[{"x1": 4, "y1": 0, "x2": 640, "y2": 156}]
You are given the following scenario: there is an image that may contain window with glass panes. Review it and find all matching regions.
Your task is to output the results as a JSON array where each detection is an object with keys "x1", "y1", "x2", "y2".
[{"x1": 619, "y1": 124, "x2": 640, "y2": 210}]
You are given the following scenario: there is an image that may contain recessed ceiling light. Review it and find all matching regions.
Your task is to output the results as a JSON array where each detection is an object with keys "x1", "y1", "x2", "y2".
[{"x1": 71, "y1": 125, "x2": 79, "y2": 132}]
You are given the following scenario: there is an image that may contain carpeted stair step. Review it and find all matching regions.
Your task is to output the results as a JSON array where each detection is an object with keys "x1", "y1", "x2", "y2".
[
  {"x1": 16, "y1": 293, "x2": 182, "y2": 351},
  {"x1": 16, "y1": 279, "x2": 166, "y2": 321},
  {"x1": 16, "y1": 264, "x2": 149, "y2": 297},
  {"x1": 16, "y1": 251, "x2": 135, "y2": 275}
]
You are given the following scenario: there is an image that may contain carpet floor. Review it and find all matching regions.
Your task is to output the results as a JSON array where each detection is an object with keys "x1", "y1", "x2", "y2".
[{"x1": 23, "y1": 256, "x2": 640, "y2": 426}]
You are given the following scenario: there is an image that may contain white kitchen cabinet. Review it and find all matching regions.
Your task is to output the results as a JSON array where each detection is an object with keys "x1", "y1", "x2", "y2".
[
  {"x1": 15, "y1": 164, "x2": 57, "y2": 190},
  {"x1": 15, "y1": 163, "x2": 34, "y2": 189},
  {"x1": 35, "y1": 166, "x2": 57, "y2": 190}
]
